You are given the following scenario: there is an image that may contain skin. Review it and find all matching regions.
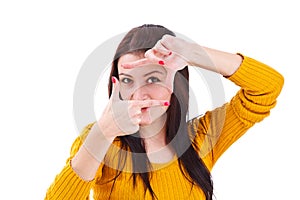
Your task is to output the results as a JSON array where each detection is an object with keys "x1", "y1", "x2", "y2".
[
  {"x1": 118, "y1": 54, "x2": 175, "y2": 162},
  {"x1": 71, "y1": 34, "x2": 243, "y2": 181}
]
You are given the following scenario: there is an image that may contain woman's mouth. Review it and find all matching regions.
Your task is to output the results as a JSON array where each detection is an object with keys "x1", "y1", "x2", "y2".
[{"x1": 141, "y1": 107, "x2": 149, "y2": 112}]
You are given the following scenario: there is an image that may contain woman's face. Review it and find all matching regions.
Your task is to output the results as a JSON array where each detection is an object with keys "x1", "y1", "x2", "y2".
[{"x1": 117, "y1": 53, "x2": 172, "y2": 126}]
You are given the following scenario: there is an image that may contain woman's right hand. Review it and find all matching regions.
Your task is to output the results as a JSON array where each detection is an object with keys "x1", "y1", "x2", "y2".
[{"x1": 97, "y1": 77, "x2": 169, "y2": 139}]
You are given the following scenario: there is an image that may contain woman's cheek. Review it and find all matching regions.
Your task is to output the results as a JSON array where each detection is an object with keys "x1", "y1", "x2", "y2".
[{"x1": 148, "y1": 84, "x2": 172, "y2": 100}]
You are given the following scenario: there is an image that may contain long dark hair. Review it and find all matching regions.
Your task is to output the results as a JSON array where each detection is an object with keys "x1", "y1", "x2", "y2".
[{"x1": 106, "y1": 24, "x2": 213, "y2": 200}]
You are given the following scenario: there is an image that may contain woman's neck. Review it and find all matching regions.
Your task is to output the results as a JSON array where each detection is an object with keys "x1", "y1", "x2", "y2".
[
  {"x1": 139, "y1": 113, "x2": 167, "y2": 147},
  {"x1": 139, "y1": 113, "x2": 175, "y2": 163}
]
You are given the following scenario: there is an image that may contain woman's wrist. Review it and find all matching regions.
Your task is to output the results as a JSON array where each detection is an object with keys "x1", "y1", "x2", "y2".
[
  {"x1": 186, "y1": 43, "x2": 214, "y2": 69},
  {"x1": 91, "y1": 122, "x2": 116, "y2": 143}
]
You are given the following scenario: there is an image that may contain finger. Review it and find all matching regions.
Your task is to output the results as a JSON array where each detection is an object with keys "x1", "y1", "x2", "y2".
[
  {"x1": 121, "y1": 58, "x2": 150, "y2": 69},
  {"x1": 153, "y1": 40, "x2": 172, "y2": 56},
  {"x1": 128, "y1": 107, "x2": 142, "y2": 118},
  {"x1": 132, "y1": 100, "x2": 170, "y2": 108},
  {"x1": 160, "y1": 34, "x2": 175, "y2": 49},
  {"x1": 145, "y1": 50, "x2": 165, "y2": 66},
  {"x1": 111, "y1": 76, "x2": 121, "y2": 101},
  {"x1": 121, "y1": 51, "x2": 166, "y2": 68}
]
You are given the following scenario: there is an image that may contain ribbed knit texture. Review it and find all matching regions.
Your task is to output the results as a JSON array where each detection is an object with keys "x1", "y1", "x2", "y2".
[{"x1": 45, "y1": 55, "x2": 284, "y2": 199}]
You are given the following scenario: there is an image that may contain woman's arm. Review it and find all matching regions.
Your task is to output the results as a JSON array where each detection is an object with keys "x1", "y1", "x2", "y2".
[
  {"x1": 160, "y1": 35, "x2": 284, "y2": 168},
  {"x1": 193, "y1": 54, "x2": 284, "y2": 168},
  {"x1": 71, "y1": 123, "x2": 115, "y2": 181},
  {"x1": 45, "y1": 123, "x2": 107, "y2": 200},
  {"x1": 187, "y1": 44, "x2": 243, "y2": 76}
]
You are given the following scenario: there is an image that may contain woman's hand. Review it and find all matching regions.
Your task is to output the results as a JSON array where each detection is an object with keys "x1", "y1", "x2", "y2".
[
  {"x1": 121, "y1": 35, "x2": 190, "y2": 72},
  {"x1": 98, "y1": 77, "x2": 169, "y2": 139}
]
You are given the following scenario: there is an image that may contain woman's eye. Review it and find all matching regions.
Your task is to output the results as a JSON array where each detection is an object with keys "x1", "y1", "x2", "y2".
[
  {"x1": 147, "y1": 77, "x2": 161, "y2": 84},
  {"x1": 121, "y1": 78, "x2": 132, "y2": 84}
]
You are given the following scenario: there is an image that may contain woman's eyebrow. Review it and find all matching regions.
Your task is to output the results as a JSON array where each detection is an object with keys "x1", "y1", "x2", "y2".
[
  {"x1": 143, "y1": 71, "x2": 164, "y2": 77},
  {"x1": 119, "y1": 73, "x2": 133, "y2": 77}
]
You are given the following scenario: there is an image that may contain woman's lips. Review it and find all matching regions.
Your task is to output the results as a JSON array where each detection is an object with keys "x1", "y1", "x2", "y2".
[{"x1": 141, "y1": 107, "x2": 149, "y2": 112}]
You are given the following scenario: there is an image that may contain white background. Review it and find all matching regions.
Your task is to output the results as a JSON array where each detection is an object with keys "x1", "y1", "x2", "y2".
[{"x1": 1, "y1": 0, "x2": 299, "y2": 199}]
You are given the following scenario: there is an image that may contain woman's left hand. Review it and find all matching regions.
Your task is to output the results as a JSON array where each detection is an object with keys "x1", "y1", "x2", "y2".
[{"x1": 121, "y1": 35, "x2": 190, "y2": 72}]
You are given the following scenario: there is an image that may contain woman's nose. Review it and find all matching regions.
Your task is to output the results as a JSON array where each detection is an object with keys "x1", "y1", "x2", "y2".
[{"x1": 131, "y1": 86, "x2": 151, "y2": 100}]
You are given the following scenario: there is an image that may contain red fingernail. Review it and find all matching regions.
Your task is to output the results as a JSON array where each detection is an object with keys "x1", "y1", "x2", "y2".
[
  {"x1": 112, "y1": 77, "x2": 116, "y2": 83},
  {"x1": 164, "y1": 101, "x2": 170, "y2": 106},
  {"x1": 169, "y1": 51, "x2": 172, "y2": 56},
  {"x1": 158, "y1": 60, "x2": 165, "y2": 65}
]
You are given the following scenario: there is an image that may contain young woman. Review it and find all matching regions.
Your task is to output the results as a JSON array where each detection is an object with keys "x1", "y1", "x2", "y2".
[{"x1": 45, "y1": 24, "x2": 284, "y2": 200}]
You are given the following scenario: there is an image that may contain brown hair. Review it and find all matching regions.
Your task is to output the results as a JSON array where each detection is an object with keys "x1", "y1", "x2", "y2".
[{"x1": 106, "y1": 24, "x2": 213, "y2": 200}]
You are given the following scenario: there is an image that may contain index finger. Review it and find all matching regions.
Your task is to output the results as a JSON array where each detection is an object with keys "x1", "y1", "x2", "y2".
[
  {"x1": 121, "y1": 58, "x2": 150, "y2": 69},
  {"x1": 132, "y1": 100, "x2": 170, "y2": 108}
]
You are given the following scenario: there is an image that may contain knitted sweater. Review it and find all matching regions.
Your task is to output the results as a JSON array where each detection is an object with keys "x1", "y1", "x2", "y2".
[{"x1": 45, "y1": 55, "x2": 284, "y2": 199}]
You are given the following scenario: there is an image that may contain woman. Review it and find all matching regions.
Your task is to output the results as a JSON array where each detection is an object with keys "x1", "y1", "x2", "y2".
[{"x1": 45, "y1": 24, "x2": 284, "y2": 200}]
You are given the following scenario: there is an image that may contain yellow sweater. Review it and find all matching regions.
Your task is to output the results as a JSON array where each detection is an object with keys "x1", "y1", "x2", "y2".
[{"x1": 45, "y1": 55, "x2": 284, "y2": 200}]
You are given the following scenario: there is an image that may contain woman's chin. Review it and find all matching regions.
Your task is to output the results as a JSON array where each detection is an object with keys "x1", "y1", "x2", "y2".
[{"x1": 139, "y1": 118, "x2": 153, "y2": 127}]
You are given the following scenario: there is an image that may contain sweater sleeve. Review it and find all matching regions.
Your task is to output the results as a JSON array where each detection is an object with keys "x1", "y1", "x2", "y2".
[
  {"x1": 45, "y1": 123, "x2": 101, "y2": 200},
  {"x1": 192, "y1": 55, "x2": 284, "y2": 169}
]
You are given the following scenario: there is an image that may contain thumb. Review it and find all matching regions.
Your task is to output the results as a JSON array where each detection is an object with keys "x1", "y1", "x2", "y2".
[{"x1": 111, "y1": 76, "x2": 121, "y2": 101}]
